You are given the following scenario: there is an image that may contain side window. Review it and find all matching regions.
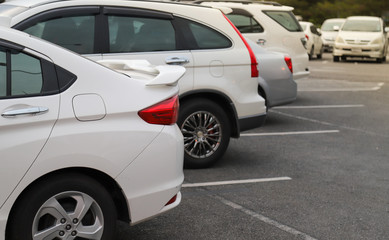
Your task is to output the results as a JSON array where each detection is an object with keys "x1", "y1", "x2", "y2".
[
  {"x1": 187, "y1": 21, "x2": 232, "y2": 49},
  {"x1": 264, "y1": 11, "x2": 302, "y2": 32},
  {"x1": 108, "y1": 16, "x2": 176, "y2": 53},
  {"x1": 23, "y1": 15, "x2": 95, "y2": 54},
  {"x1": 0, "y1": 48, "x2": 43, "y2": 98},
  {"x1": 227, "y1": 14, "x2": 264, "y2": 33}
]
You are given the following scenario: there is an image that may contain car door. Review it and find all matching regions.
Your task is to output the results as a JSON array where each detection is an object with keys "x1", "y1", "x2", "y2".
[
  {"x1": 14, "y1": 6, "x2": 103, "y2": 61},
  {"x1": 0, "y1": 42, "x2": 59, "y2": 207},
  {"x1": 101, "y1": 7, "x2": 194, "y2": 93}
]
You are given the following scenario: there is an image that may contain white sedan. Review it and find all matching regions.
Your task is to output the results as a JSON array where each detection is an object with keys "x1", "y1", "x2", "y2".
[{"x1": 0, "y1": 27, "x2": 185, "y2": 240}]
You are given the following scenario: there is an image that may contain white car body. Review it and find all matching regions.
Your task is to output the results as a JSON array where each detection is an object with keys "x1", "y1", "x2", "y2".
[
  {"x1": 0, "y1": 0, "x2": 266, "y2": 168},
  {"x1": 200, "y1": 1, "x2": 310, "y2": 80},
  {"x1": 246, "y1": 38, "x2": 296, "y2": 108},
  {"x1": 333, "y1": 16, "x2": 388, "y2": 63},
  {"x1": 300, "y1": 21, "x2": 324, "y2": 59},
  {"x1": 0, "y1": 26, "x2": 185, "y2": 240},
  {"x1": 320, "y1": 18, "x2": 345, "y2": 52}
]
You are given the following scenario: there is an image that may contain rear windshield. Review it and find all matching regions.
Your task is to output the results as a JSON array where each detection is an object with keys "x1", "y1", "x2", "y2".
[
  {"x1": 263, "y1": 11, "x2": 302, "y2": 32},
  {"x1": 321, "y1": 20, "x2": 344, "y2": 31},
  {"x1": 342, "y1": 19, "x2": 381, "y2": 32}
]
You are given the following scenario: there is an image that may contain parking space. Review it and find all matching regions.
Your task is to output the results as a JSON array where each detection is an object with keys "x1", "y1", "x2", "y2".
[{"x1": 116, "y1": 53, "x2": 389, "y2": 239}]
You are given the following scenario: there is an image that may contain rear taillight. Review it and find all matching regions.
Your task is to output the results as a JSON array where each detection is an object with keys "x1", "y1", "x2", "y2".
[
  {"x1": 305, "y1": 34, "x2": 309, "y2": 41},
  {"x1": 138, "y1": 95, "x2": 179, "y2": 125},
  {"x1": 165, "y1": 194, "x2": 177, "y2": 206},
  {"x1": 284, "y1": 56, "x2": 293, "y2": 73},
  {"x1": 223, "y1": 14, "x2": 259, "y2": 78}
]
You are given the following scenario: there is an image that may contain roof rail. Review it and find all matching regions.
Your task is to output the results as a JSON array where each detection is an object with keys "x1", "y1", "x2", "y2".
[{"x1": 190, "y1": 0, "x2": 282, "y2": 6}]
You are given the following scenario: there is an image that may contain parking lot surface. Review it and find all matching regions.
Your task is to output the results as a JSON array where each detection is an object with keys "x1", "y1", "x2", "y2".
[{"x1": 117, "y1": 53, "x2": 389, "y2": 240}]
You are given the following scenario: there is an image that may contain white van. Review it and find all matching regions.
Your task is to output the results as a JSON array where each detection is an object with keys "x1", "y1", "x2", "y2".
[
  {"x1": 199, "y1": 1, "x2": 310, "y2": 80},
  {"x1": 320, "y1": 18, "x2": 345, "y2": 52},
  {"x1": 333, "y1": 16, "x2": 388, "y2": 63}
]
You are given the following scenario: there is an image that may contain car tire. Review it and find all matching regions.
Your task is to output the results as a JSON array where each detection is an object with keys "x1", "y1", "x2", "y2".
[
  {"x1": 333, "y1": 56, "x2": 340, "y2": 62},
  {"x1": 376, "y1": 57, "x2": 383, "y2": 63},
  {"x1": 178, "y1": 98, "x2": 231, "y2": 169},
  {"x1": 317, "y1": 47, "x2": 323, "y2": 59},
  {"x1": 309, "y1": 46, "x2": 314, "y2": 60},
  {"x1": 7, "y1": 173, "x2": 117, "y2": 240}
]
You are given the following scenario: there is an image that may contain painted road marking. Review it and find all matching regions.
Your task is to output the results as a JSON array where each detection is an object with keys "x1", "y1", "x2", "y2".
[
  {"x1": 297, "y1": 79, "x2": 384, "y2": 92},
  {"x1": 213, "y1": 194, "x2": 318, "y2": 240},
  {"x1": 241, "y1": 130, "x2": 339, "y2": 137},
  {"x1": 182, "y1": 177, "x2": 291, "y2": 188},
  {"x1": 274, "y1": 104, "x2": 364, "y2": 109}
]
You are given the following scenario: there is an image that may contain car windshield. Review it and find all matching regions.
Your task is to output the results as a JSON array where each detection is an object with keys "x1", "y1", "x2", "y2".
[
  {"x1": 321, "y1": 21, "x2": 344, "y2": 31},
  {"x1": 264, "y1": 11, "x2": 302, "y2": 32},
  {"x1": 342, "y1": 19, "x2": 381, "y2": 32}
]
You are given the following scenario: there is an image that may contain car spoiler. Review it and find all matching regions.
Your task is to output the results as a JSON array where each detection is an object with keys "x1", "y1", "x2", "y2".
[{"x1": 98, "y1": 59, "x2": 186, "y2": 86}]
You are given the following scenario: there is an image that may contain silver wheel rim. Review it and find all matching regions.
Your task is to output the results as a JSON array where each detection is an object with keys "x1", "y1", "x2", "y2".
[
  {"x1": 181, "y1": 111, "x2": 222, "y2": 159},
  {"x1": 32, "y1": 191, "x2": 104, "y2": 240}
]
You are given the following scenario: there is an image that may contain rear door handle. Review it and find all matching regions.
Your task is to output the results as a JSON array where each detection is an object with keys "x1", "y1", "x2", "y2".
[
  {"x1": 2, "y1": 106, "x2": 49, "y2": 117},
  {"x1": 165, "y1": 57, "x2": 190, "y2": 65}
]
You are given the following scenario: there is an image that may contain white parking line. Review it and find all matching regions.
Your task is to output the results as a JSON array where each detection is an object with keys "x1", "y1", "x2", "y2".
[
  {"x1": 182, "y1": 177, "x2": 291, "y2": 188},
  {"x1": 241, "y1": 130, "x2": 339, "y2": 137},
  {"x1": 213, "y1": 194, "x2": 318, "y2": 240},
  {"x1": 274, "y1": 104, "x2": 364, "y2": 109}
]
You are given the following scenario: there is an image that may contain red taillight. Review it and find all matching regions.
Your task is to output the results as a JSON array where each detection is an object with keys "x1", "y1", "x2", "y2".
[
  {"x1": 305, "y1": 34, "x2": 309, "y2": 41},
  {"x1": 165, "y1": 194, "x2": 177, "y2": 206},
  {"x1": 284, "y1": 56, "x2": 293, "y2": 73},
  {"x1": 138, "y1": 95, "x2": 179, "y2": 125},
  {"x1": 223, "y1": 14, "x2": 259, "y2": 78}
]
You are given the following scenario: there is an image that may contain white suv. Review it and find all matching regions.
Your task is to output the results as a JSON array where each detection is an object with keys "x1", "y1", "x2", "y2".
[
  {"x1": 0, "y1": 0, "x2": 266, "y2": 168},
  {"x1": 198, "y1": 0, "x2": 310, "y2": 80}
]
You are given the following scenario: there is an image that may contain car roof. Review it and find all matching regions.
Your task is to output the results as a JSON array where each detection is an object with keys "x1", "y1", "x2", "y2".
[
  {"x1": 195, "y1": 0, "x2": 294, "y2": 11},
  {"x1": 2, "y1": 0, "x2": 202, "y2": 8},
  {"x1": 346, "y1": 16, "x2": 381, "y2": 21}
]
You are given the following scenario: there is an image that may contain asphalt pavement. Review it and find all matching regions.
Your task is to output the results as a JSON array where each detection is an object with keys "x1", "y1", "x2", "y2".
[{"x1": 117, "y1": 53, "x2": 389, "y2": 240}]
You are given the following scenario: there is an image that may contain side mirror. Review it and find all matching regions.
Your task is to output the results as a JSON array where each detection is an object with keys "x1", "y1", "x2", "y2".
[
  {"x1": 317, "y1": 28, "x2": 322, "y2": 36},
  {"x1": 333, "y1": 25, "x2": 340, "y2": 31}
]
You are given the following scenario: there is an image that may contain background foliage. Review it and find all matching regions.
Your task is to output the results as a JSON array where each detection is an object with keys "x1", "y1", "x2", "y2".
[{"x1": 272, "y1": 0, "x2": 389, "y2": 26}]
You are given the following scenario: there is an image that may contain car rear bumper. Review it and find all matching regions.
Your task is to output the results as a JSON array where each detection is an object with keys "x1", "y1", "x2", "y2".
[
  {"x1": 239, "y1": 113, "x2": 266, "y2": 132},
  {"x1": 115, "y1": 125, "x2": 184, "y2": 225}
]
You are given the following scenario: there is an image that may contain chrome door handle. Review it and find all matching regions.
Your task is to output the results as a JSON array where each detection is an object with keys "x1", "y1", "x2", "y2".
[
  {"x1": 2, "y1": 106, "x2": 49, "y2": 117},
  {"x1": 257, "y1": 39, "x2": 266, "y2": 46},
  {"x1": 165, "y1": 57, "x2": 190, "y2": 65}
]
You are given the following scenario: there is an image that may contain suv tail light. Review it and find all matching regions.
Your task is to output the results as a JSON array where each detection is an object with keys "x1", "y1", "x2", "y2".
[
  {"x1": 138, "y1": 95, "x2": 179, "y2": 125},
  {"x1": 223, "y1": 14, "x2": 259, "y2": 78},
  {"x1": 284, "y1": 56, "x2": 293, "y2": 73}
]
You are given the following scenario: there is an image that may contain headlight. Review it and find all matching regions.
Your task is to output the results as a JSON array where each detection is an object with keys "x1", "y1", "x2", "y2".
[
  {"x1": 335, "y1": 36, "x2": 344, "y2": 44},
  {"x1": 371, "y1": 37, "x2": 383, "y2": 45}
]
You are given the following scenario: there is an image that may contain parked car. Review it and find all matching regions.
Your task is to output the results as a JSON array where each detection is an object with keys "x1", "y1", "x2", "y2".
[
  {"x1": 299, "y1": 21, "x2": 324, "y2": 60},
  {"x1": 0, "y1": 0, "x2": 266, "y2": 168},
  {"x1": 320, "y1": 18, "x2": 345, "y2": 52},
  {"x1": 0, "y1": 26, "x2": 185, "y2": 240},
  {"x1": 197, "y1": 0, "x2": 310, "y2": 80},
  {"x1": 246, "y1": 38, "x2": 297, "y2": 108},
  {"x1": 333, "y1": 16, "x2": 388, "y2": 63}
]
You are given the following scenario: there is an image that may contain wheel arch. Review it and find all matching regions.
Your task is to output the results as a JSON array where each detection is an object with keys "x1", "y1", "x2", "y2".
[
  {"x1": 6, "y1": 167, "x2": 130, "y2": 235},
  {"x1": 179, "y1": 90, "x2": 240, "y2": 138}
]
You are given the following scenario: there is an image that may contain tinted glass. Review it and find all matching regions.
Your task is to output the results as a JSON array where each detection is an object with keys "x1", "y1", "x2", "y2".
[
  {"x1": 11, "y1": 52, "x2": 43, "y2": 96},
  {"x1": 342, "y1": 19, "x2": 381, "y2": 32},
  {"x1": 227, "y1": 14, "x2": 264, "y2": 33},
  {"x1": 108, "y1": 16, "x2": 176, "y2": 52},
  {"x1": 321, "y1": 20, "x2": 345, "y2": 31},
  {"x1": 188, "y1": 22, "x2": 232, "y2": 49},
  {"x1": 23, "y1": 15, "x2": 95, "y2": 54},
  {"x1": 264, "y1": 11, "x2": 302, "y2": 32},
  {"x1": 0, "y1": 51, "x2": 5, "y2": 97}
]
